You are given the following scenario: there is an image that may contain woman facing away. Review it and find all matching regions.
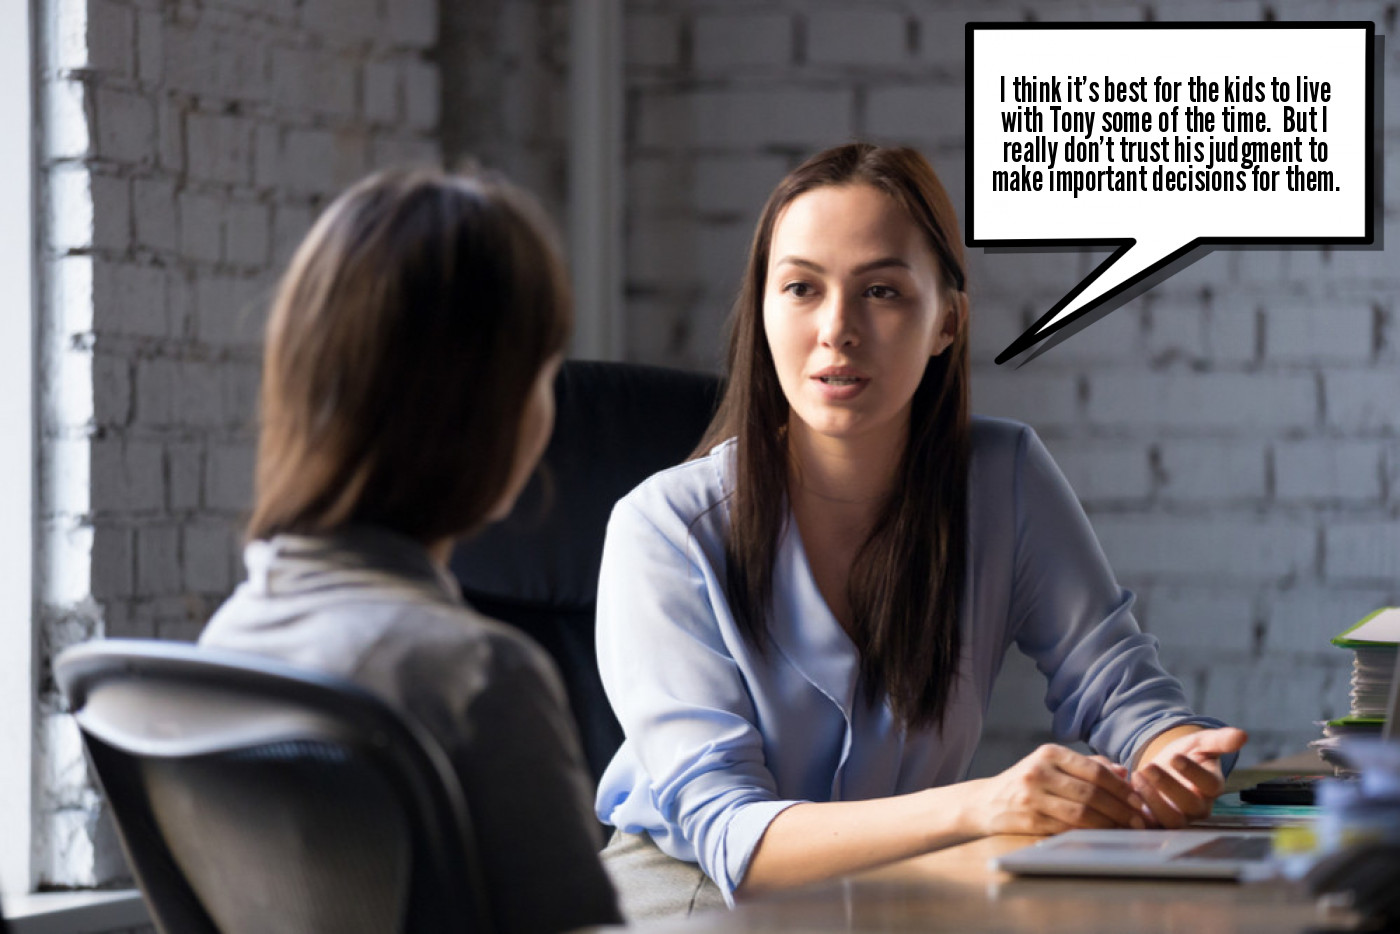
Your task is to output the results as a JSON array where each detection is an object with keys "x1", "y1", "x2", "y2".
[
  {"x1": 594, "y1": 142, "x2": 1247, "y2": 917},
  {"x1": 199, "y1": 167, "x2": 620, "y2": 933}
]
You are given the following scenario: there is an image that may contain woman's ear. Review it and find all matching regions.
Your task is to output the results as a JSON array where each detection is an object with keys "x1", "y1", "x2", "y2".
[{"x1": 930, "y1": 291, "x2": 967, "y2": 357}]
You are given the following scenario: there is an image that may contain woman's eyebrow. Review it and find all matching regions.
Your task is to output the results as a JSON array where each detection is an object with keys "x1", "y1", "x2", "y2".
[{"x1": 772, "y1": 255, "x2": 912, "y2": 274}]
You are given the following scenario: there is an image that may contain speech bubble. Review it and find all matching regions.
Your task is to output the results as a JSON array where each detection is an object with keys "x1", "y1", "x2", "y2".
[{"x1": 966, "y1": 23, "x2": 1377, "y2": 365}]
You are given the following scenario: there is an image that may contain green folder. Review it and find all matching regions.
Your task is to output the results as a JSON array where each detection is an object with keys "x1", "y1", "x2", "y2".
[{"x1": 1332, "y1": 608, "x2": 1400, "y2": 648}]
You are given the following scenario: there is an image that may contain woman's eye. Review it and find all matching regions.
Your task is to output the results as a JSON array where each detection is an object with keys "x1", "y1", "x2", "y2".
[
  {"x1": 783, "y1": 281, "x2": 814, "y2": 298},
  {"x1": 865, "y1": 284, "x2": 899, "y2": 300}
]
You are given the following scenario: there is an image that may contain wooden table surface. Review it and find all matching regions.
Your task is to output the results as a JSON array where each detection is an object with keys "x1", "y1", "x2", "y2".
[
  {"x1": 624, "y1": 835, "x2": 1360, "y2": 933},
  {"x1": 624, "y1": 752, "x2": 1364, "y2": 933}
]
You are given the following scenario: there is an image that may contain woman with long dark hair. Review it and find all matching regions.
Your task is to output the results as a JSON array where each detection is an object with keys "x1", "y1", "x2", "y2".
[
  {"x1": 594, "y1": 143, "x2": 1245, "y2": 916},
  {"x1": 200, "y1": 167, "x2": 620, "y2": 933}
]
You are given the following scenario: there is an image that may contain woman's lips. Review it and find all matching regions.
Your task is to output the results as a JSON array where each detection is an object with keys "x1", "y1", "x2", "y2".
[{"x1": 811, "y1": 373, "x2": 868, "y2": 400}]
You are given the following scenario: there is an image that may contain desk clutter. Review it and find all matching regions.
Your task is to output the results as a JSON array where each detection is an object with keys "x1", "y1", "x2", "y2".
[
  {"x1": 1283, "y1": 607, "x2": 1400, "y2": 926},
  {"x1": 1175, "y1": 609, "x2": 1400, "y2": 924},
  {"x1": 1310, "y1": 607, "x2": 1400, "y2": 768},
  {"x1": 1296, "y1": 741, "x2": 1400, "y2": 926}
]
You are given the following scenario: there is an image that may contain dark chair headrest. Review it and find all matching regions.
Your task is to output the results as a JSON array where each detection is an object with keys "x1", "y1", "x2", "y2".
[{"x1": 451, "y1": 360, "x2": 722, "y2": 611}]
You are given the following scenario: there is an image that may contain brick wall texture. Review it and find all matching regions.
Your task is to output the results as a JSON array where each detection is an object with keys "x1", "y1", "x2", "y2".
[
  {"x1": 35, "y1": 0, "x2": 440, "y2": 888},
  {"x1": 616, "y1": 0, "x2": 1400, "y2": 777}
]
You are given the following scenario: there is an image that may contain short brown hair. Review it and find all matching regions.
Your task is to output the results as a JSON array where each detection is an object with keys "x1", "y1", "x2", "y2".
[
  {"x1": 248, "y1": 167, "x2": 571, "y2": 544},
  {"x1": 696, "y1": 142, "x2": 970, "y2": 731}
]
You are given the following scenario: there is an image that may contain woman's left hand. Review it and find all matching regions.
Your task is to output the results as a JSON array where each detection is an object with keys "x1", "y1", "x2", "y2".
[{"x1": 1131, "y1": 726, "x2": 1248, "y2": 828}]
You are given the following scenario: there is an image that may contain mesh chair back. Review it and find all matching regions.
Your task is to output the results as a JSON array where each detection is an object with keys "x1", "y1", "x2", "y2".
[
  {"x1": 452, "y1": 360, "x2": 722, "y2": 781},
  {"x1": 56, "y1": 639, "x2": 491, "y2": 934},
  {"x1": 141, "y1": 742, "x2": 409, "y2": 933}
]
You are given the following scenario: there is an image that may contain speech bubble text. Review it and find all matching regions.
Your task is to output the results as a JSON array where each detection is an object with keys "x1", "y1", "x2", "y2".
[{"x1": 967, "y1": 23, "x2": 1376, "y2": 364}]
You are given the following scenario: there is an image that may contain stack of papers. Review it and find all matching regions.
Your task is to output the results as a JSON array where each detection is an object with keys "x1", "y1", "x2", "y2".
[
  {"x1": 1311, "y1": 609, "x2": 1400, "y2": 767},
  {"x1": 1350, "y1": 644, "x2": 1400, "y2": 719}
]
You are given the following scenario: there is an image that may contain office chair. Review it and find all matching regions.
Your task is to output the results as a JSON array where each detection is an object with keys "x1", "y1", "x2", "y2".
[
  {"x1": 452, "y1": 359, "x2": 722, "y2": 782},
  {"x1": 55, "y1": 639, "x2": 492, "y2": 934}
]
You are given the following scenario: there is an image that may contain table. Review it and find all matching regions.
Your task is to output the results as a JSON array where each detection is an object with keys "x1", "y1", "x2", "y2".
[
  {"x1": 626, "y1": 753, "x2": 1363, "y2": 933},
  {"x1": 625, "y1": 836, "x2": 1361, "y2": 933}
]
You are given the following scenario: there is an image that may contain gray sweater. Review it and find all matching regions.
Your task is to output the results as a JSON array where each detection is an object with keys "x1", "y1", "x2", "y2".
[{"x1": 200, "y1": 526, "x2": 621, "y2": 933}]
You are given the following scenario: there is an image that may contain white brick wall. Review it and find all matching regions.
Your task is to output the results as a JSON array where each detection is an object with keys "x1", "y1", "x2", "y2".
[
  {"x1": 1203, "y1": 300, "x2": 1260, "y2": 364},
  {"x1": 185, "y1": 112, "x2": 256, "y2": 186},
  {"x1": 1042, "y1": 439, "x2": 1153, "y2": 504},
  {"x1": 271, "y1": 47, "x2": 357, "y2": 119},
  {"x1": 1266, "y1": 299, "x2": 1375, "y2": 363},
  {"x1": 36, "y1": 0, "x2": 440, "y2": 888},
  {"x1": 177, "y1": 190, "x2": 224, "y2": 263},
  {"x1": 1157, "y1": 441, "x2": 1268, "y2": 502},
  {"x1": 1203, "y1": 660, "x2": 1330, "y2": 737},
  {"x1": 972, "y1": 372, "x2": 1081, "y2": 428},
  {"x1": 1274, "y1": 440, "x2": 1385, "y2": 503},
  {"x1": 1087, "y1": 373, "x2": 1319, "y2": 432},
  {"x1": 865, "y1": 85, "x2": 964, "y2": 145},
  {"x1": 1142, "y1": 586, "x2": 1256, "y2": 656},
  {"x1": 806, "y1": 9, "x2": 908, "y2": 68},
  {"x1": 1326, "y1": 370, "x2": 1400, "y2": 431},
  {"x1": 1094, "y1": 517, "x2": 1318, "y2": 581},
  {"x1": 1325, "y1": 523, "x2": 1400, "y2": 583},
  {"x1": 620, "y1": 0, "x2": 1398, "y2": 776},
  {"x1": 640, "y1": 87, "x2": 856, "y2": 150},
  {"x1": 694, "y1": 12, "x2": 792, "y2": 71},
  {"x1": 694, "y1": 154, "x2": 789, "y2": 217},
  {"x1": 1266, "y1": 586, "x2": 1390, "y2": 657},
  {"x1": 364, "y1": 60, "x2": 400, "y2": 125}
]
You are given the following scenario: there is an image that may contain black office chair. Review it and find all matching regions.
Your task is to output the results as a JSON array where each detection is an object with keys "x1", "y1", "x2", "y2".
[
  {"x1": 452, "y1": 359, "x2": 722, "y2": 782},
  {"x1": 55, "y1": 639, "x2": 492, "y2": 934}
]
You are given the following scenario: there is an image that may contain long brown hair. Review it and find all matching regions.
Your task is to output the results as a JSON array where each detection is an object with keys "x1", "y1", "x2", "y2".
[
  {"x1": 249, "y1": 166, "x2": 571, "y2": 544},
  {"x1": 696, "y1": 143, "x2": 971, "y2": 731}
]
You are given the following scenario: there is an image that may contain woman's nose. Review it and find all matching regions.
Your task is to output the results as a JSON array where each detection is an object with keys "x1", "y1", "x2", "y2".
[{"x1": 818, "y1": 292, "x2": 860, "y2": 348}]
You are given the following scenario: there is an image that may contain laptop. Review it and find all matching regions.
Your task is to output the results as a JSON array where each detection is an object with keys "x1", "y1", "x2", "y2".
[{"x1": 991, "y1": 828, "x2": 1277, "y2": 881}]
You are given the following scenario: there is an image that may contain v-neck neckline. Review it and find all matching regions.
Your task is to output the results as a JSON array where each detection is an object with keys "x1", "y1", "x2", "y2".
[{"x1": 767, "y1": 509, "x2": 863, "y2": 717}]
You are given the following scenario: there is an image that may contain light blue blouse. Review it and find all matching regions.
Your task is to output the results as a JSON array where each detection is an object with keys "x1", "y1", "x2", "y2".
[{"x1": 594, "y1": 417, "x2": 1224, "y2": 901}]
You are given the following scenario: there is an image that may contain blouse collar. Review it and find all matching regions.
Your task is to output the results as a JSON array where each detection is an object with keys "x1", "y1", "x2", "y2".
[{"x1": 244, "y1": 524, "x2": 464, "y2": 606}]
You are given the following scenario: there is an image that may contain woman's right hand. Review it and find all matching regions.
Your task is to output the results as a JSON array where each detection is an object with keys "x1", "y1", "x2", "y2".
[
  {"x1": 741, "y1": 743, "x2": 1144, "y2": 897},
  {"x1": 960, "y1": 744, "x2": 1147, "y2": 836}
]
